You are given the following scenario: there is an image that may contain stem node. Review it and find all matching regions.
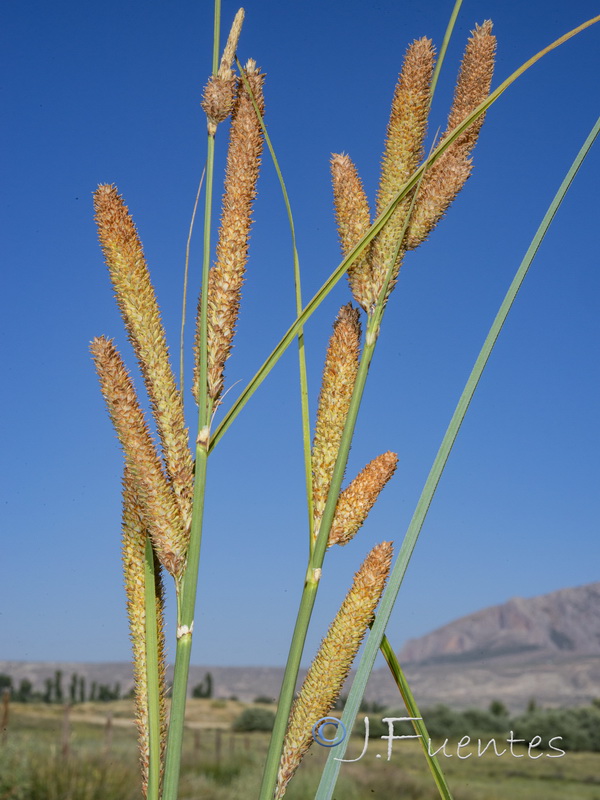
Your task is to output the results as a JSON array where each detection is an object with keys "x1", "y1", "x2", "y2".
[
  {"x1": 196, "y1": 426, "x2": 210, "y2": 449},
  {"x1": 176, "y1": 623, "x2": 194, "y2": 639}
]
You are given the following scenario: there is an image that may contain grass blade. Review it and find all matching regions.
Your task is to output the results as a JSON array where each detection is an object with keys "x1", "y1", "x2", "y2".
[
  {"x1": 236, "y1": 58, "x2": 314, "y2": 534},
  {"x1": 429, "y1": 0, "x2": 463, "y2": 104},
  {"x1": 379, "y1": 634, "x2": 454, "y2": 800},
  {"x1": 316, "y1": 115, "x2": 600, "y2": 799},
  {"x1": 180, "y1": 164, "x2": 206, "y2": 401}
]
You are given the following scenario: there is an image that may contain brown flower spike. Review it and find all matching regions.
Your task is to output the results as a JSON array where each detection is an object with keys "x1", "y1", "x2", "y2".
[
  {"x1": 195, "y1": 60, "x2": 266, "y2": 405},
  {"x1": 331, "y1": 153, "x2": 374, "y2": 311},
  {"x1": 371, "y1": 37, "x2": 435, "y2": 296},
  {"x1": 93, "y1": 185, "x2": 194, "y2": 531},
  {"x1": 91, "y1": 336, "x2": 187, "y2": 577},
  {"x1": 275, "y1": 542, "x2": 393, "y2": 799},
  {"x1": 311, "y1": 304, "x2": 361, "y2": 529},
  {"x1": 406, "y1": 21, "x2": 496, "y2": 249},
  {"x1": 329, "y1": 451, "x2": 398, "y2": 546}
]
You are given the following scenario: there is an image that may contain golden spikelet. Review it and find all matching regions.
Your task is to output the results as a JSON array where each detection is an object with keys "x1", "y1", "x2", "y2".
[
  {"x1": 202, "y1": 75, "x2": 237, "y2": 133},
  {"x1": 122, "y1": 470, "x2": 167, "y2": 795},
  {"x1": 275, "y1": 542, "x2": 393, "y2": 799},
  {"x1": 329, "y1": 451, "x2": 398, "y2": 546},
  {"x1": 91, "y1": 336, "x2": 187, "y2": 577},
  {"x1": 194, "y1": 60, "x2": 266, "y2": 404},
  {"x1": 311, "y1": 305, "x2": 361, "y2": 528},
  {"x1": 405, "y1": 21, "x2": 496, "y2": 250},
  {"x1": 219, "y1": 8, "x2": 245, "y2": 77},
  {"x1": 330, "y1": 153, "x2": 374, "y2": 312},
  {"x1": 93, "y1": 186, "x2": 194, "y2": 531},
  {"x1": 201, "y1": 8, "x2": 245, "y2": 133},
  {"x1": 371, "y1": 37, "x2": 435, "y2": 297}
]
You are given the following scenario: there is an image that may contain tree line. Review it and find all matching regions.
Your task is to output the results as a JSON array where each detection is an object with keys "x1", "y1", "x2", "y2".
[
  {"x1": 0, "y1": 670, "x2": 215, "y2": 703},
  {"x1": 0, "y1": 670, "x2": 122, "y2": 703}
]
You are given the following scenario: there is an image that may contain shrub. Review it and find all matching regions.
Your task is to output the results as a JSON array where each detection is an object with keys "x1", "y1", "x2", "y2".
[
  {"x1": 253, "y1": 695, "x2": 275, "y2": 704},
  {"x1": 461, "y1": 707, "x2": 509, "y2": 735},
  {"x1": 421, "y1": 705, "x2": 465, "y2": 739},
  {"x1": 511, "y1": 706, "x2": 600, "y2": 752},
  {"x1": 232, "y1": 707, "x2": 275, "y2": 732}
]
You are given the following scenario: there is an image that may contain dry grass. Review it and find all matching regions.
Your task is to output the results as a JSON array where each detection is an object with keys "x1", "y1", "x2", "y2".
[{"x1": 4, "y1": 704, "x2": 600, "y2": 800}]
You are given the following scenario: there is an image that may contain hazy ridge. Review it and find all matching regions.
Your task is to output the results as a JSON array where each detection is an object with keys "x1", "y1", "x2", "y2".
[{"x1": 4, "y1": 582, "x2": 599, "y2": 712}]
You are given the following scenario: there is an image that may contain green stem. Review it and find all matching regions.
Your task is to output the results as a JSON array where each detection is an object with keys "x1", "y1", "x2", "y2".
[
  {"x1": 161, "y1": 443, "x2": 209, "y2": 799},
  {"x1": 257, "y1": 314, "x2": 380, "y2": 800},
  {"x1": 161, "y1": 152, "x2": 214, "y2": 795},
  {"x1": 254, "y1": 43, "x2": 450, "y2": 787},
  {"x1": 144, "y1": 537, "x2": 161, "y2": 800},
  {"x1": 429, "y1": 0, "x2": 463, "y2": 105},
  {"x1": 379, "y1": 634, "x2": 453, "y2": 800},
  {"x1": 211, "y1": 0, "x2": 221, "y2": 75},
  {"x1": 316, "y1": 115, "x2": 600, "y2": 800},
  {"x1": 161, "y1": 3, "x2": 221, "y2": 795}
]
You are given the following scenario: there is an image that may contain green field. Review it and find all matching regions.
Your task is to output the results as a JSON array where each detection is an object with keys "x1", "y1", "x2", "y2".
[{"x1": 2, "y1": 700, "x2": 600, "y2": 799}]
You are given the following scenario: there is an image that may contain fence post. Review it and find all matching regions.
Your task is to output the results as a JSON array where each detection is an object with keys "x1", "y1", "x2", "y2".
[
  {"x1": 1, "y1": 688, "x2": 9, "y2": 745},
  {"x1": 215, "y1": 728, "x2": 222, "y2": 766},
  {"x1": 104, "y1": 710, "x2": 113, "y2": 756},
  {"x1": 61, "y1": 703, "x2": 71, "y2": 758}
]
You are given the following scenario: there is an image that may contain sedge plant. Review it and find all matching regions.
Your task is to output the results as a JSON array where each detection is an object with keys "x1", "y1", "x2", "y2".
[{"x1": 90, "y1": 3, "x2": 599, "y2": 799}]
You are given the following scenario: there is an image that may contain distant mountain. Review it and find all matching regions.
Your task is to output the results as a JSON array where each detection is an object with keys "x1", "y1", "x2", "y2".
[
  {"x1": 3, "y1": 583, "x2": 600, "y2": 712},
  {"x1": 367, "y1": 650, "x2": 600, "y2": 712},
  {"x1": 397, "y1": 582, "x2": 600, "y2": 664},
  {"x1": 364, "y1": 582, "x2": 600, "y2": 711}
]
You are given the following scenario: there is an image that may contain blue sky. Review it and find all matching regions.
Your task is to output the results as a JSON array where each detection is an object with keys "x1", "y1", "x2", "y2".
[{"x1": 2, "y1": 0, "x2": 599, "y2": 669}]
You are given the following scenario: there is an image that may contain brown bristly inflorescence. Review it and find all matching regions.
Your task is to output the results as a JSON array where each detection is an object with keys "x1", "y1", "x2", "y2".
[
  {"x1": 91, "y1": 336, "x2": 187, "y2": 577},
  {"x1": 201, "y1": 8, "x2": 245, "y2": 134},
  {"x1": 93, "y1": 186, "x2": 194, "y2": 533},
  {"x1": 329, "y1": 451, "x2": 398, "y2": 546},
  {"x1": 275, "y1": 542, "x2": 393, "y2": 799},
  {"x1": 194, "y1": 59, "x2": 266, "y2": 405},
  {"x1": 311, "y1": 304, "x2": 361, "y2": 532},
  {"x1": 122, "y1": 470, "x2": 167, "y2": 795},
  {"x1": 370, "y1": 37, "x2": 436, "y2": 298},
  {"x1": 330, "y1": 153, "x2": 374, "y2": 311},
  {"x1": 330, "y1": 39, "x2": 434, "y2": 310},
  {"x1": 405, "y1": 21, "x2": 496, "y2": 250}
]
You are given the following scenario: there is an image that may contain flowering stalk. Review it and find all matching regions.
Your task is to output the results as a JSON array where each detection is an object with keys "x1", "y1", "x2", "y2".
[
  {"x1": 275, "y1": 542, "x2": 393, "y2": 798},
  {"x1": 164, "y1": 11, "x2": 266, "y2": 800},
  {"x1": 258, "y1": 308, "x2": 383, "y2": 800}
]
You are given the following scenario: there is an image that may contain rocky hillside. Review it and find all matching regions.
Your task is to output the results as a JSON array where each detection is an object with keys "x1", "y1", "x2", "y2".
[
  {"x1": 361, "y1": 582, "x2": 600, "y2": 711},
  {"x1": 367, "y1": 650, "x2": 600, "y2": 712},
  {"x1": 397, "y1": 582, "x2": 600, "y2": 664}
]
